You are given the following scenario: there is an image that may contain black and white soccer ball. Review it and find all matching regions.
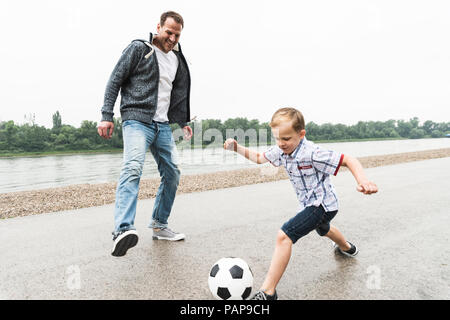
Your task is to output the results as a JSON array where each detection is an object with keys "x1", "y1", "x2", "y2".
[{"x1": 208, "y1": 257, "x2": 253, "y2": 300}]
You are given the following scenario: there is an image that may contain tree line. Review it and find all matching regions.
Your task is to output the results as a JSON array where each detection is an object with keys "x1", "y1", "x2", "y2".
[{"x1": 0, "y1": 111, "x2": 448, "y2": 154}]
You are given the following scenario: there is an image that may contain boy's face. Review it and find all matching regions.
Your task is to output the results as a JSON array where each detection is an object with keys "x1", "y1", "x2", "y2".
[{"x1": 271, "y1": 121, "x2": 306, "y2": 155}]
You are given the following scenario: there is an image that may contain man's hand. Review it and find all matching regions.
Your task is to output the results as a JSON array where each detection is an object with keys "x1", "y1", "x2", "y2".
[
  {"x1": 223, "y1": 138, "x2": 238, "y2": 151},
  {"x1": 97, "y1": 121, "x2": 114, "y2": 139},
  {"x1": 183, "y1": 126, "x2": 193, "y2": 140},
  {"x1": 356, "y1": 181, "x2": 378, "y2": 195}
]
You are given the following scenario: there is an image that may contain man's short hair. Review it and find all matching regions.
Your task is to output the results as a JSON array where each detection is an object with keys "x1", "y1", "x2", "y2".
[{"x1": 160, "y1": 11, "x2": 184, "y2": 28}]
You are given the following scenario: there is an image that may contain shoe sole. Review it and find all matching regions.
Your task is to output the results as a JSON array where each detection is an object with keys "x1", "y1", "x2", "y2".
[
  {"x1": 338, "y1": 247, "x2": 358, "y2": 257},
  {"x1": 333, "y1": 241, "x2": 359, "y2": 257},
  {"x1": 111, "y1": 231, "x2": 139, "y2": 257},
  {"x1": 152, "y1": 235, "x2": 185, "y2": 241}
]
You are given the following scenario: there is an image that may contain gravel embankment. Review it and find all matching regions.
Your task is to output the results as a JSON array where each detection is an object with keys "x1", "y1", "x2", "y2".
[{"x1": 1, "y1": 148, "x2": 449, "y2": 219}]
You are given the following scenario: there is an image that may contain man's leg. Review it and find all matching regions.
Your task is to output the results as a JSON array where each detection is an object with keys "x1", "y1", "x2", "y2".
[
  {"x1": 111, "y1": 121, "x2": 155, "y2": 256},
  {"x1": 113, "y1": 120, "x2": 154, "y2": 234},
  {"x1": 148, "y1": 123, "x2": 182, "y2": 237}
]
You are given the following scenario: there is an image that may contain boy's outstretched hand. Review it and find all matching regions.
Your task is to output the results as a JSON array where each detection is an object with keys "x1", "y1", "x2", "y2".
[
  {"x1": 342, "y1": 155, "x2": 378, "y2": 195},
  {"x1": 223, "y1": 138, "x2": 238, "y2": 151},
  {"x1": 356, "y1": 181, "x2": 378, "y2": 195}
]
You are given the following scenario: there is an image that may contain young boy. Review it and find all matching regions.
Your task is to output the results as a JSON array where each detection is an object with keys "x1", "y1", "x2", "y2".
[{"x1": 223, "y1": 107, "x2": 378, "y2": 300}]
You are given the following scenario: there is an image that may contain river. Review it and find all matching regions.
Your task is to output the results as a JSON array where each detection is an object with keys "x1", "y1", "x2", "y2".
[{"x1": 0, "y1": 138, "x2": 449, "y2": 193}]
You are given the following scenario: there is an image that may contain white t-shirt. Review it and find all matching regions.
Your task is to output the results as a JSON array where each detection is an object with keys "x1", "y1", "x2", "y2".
[{"x1": 153, "y1": 45, "x2": 179, "y2": 122}]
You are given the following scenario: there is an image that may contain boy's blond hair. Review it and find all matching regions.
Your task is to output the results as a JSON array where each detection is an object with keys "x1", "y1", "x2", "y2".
[{"x1": 270, "y1": 107, "x2": 305, "y2": 132}]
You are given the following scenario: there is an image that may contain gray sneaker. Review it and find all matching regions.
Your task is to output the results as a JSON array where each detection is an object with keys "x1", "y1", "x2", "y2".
[{"x1": 152, "y1": 227, "x2": 185, "y2": 241}]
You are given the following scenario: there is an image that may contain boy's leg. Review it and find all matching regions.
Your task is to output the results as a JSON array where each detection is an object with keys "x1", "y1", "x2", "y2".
[
  {"x1": 256, "y1": 206, "x2": 323, "y2": 297},
  {"x1": 260, "y1": 230, "x2": 293, "y2": 295},
  {"x1": 324, "y1": 225, "x2": 351, "y2": 251}
]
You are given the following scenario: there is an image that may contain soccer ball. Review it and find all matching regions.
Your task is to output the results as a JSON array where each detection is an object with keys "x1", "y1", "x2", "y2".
[{"x1": 208, "y1": 257, "x2": 253, "y2": 300}]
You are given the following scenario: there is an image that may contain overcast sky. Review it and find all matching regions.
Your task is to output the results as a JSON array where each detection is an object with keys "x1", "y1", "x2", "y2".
[{"x1": 1, "y1": 0, "x2": 449, "y2": 128}]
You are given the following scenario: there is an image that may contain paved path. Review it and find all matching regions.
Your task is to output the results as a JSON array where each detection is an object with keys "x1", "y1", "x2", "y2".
[{"x1": 1, "y1": 158, "x2": 449, "y2": 299}]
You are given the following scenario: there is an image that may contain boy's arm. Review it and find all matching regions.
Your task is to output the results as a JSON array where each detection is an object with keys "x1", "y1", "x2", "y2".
[
  {"x1": 223, "y1": 138, "x2": 269, "y2": 164},
  {"x1": 341, "y1": 155, "x2": 378, "y2": 194}
]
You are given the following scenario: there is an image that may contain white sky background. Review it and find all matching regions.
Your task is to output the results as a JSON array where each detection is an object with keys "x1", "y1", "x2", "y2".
[{"x1": 0, "y1": 0, "x2": 449, "y2": 128}]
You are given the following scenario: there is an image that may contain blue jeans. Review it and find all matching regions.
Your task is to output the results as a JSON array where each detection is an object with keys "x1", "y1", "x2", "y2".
[
  {"x1": 281, "y1": 205, "x2": 338, "y2": 244},
  {"x1": 113, "y1": 120, "x2": 180, "y2": 234}
]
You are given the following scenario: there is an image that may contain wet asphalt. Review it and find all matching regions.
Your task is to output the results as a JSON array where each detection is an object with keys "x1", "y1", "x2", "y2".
[{"x1": 0, "y1": 157, "x2": 449, "y2": 300}]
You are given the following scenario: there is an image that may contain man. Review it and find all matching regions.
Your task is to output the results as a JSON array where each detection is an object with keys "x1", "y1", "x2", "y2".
[{"x1": 98, "y1": 11, "x2": 193, "y2": 257}]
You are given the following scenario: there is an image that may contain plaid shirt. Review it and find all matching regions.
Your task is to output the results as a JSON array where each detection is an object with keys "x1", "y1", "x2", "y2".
[{"x1": 264, "y1": 137, "x2": 344, "y2": 212}]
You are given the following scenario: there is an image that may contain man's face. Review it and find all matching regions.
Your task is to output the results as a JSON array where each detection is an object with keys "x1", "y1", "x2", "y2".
[
  {"x1": 271, "y1": 121, "x2": 306, "y2": 155},
  {"x1": 156, "y1": 17, "x2": 183, "y2": 53}
]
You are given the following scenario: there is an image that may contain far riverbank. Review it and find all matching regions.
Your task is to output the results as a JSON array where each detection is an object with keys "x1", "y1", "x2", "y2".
[{"x1": 0, "y1": 136, "x2": 423, "y2": 158}]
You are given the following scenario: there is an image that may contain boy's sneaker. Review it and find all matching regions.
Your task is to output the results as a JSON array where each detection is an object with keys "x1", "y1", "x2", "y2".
[
  {"x1": 111, "y1": 229, "x2": 138, "y2": 257},
  {"x1": 250, "y1": 290, "x2": 278, "y2": 300},
  {"x1": 152, "y1": 227, "x2": 185, "y2": 241},
  {"x1": 333, "y1": 241, "x2": 358, "y2": 257}
]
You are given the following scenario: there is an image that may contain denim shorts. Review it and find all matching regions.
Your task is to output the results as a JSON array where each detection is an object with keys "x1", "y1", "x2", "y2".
[{"x1": 281, "y1": 205, "x2": 338, "y2": 244}]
